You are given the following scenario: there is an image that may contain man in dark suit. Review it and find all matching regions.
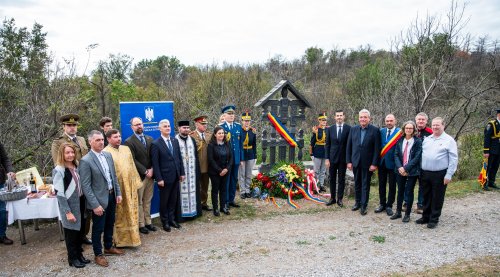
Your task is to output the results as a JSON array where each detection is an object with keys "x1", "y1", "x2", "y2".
[
  {"x1": 376, "y1": 114, "x2": 401, "y2": 216},
  {"x1": 151, "y1": 119, "x2": 185, "y2": 232},
  {"x1": 346, "y1": 109, "x2": 381, "y2": 215},
  {"x1": 80, "y1": 130, "x2": 123, "y2": 267},
  {"x1": 325, "y1": 110, "x2": 351, "y2": 207},
  {"x1": 124, "y1": 117, "x2": 156, "y2": 235}
]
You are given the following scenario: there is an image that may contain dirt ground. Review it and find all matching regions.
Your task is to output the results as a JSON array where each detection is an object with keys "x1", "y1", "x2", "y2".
[{"x1": 0, "y1": 191, "x2": 499, "y2": 276}]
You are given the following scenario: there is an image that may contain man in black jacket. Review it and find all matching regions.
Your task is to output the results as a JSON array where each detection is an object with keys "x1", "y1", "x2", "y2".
[
  {"x1": 346, "y1": 109, "x2": 381, "y2": 215},
  {"x1": 483, "y1": 108, "x2": 500, "y2": 190},
  {"x1": 325, "y1": 110, "x2": 351, "y2": 207}
]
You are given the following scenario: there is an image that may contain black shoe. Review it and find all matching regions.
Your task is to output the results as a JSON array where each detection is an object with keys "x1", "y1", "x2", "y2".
[
  {"x1": 169, "y1": 221, "x2": 181, "y2": 229},
  {"x1": 390, "y1": 212, "x2": 402, "y2": 220},
  {"x1": 0, "y1": 236, "x2": 13, "y2": 245},
  {"x1": 325, "y1": 199, "x2": 336, "y2": 206},
  {"x1": 402, "y1": 215, "x2": 410, "y2": 223},
  {"x1": 351, "y1": 203, "x2": 360, "y2": 211},
  {"x1": 360, "y1": 207, "x2": 367, "y2": 215},
  {"x1": 82, "y1": 237, "x2": 92, "y2": 245},
  {"x1": 163, "y1": 224, "x2": 171, "y2": 232},
  {"x1": 240, "y1": 194, "x2": 247, "y2": 199},
  {"x1": 139, "y1": 227, "x2": 149, "y2": 234},
  {"x1": 229, "y1": 202, "x2": 240, "y2": 208},
  {"x1": 69, "y1": 259, "x2": 86, "y2": 268},
  {"x1": 490, "y1": 184, "x2": 499, "y2": 189},
  {"x1": 222, "y1": 208, "x2": 230, "y2": 215},
  {"x1": 427, "y1": 222, "x2": 438, "y2": 229},
  {"x1": 415, "y1": 218, "x2": 429, "y2": 225},
  {"x1": 202, "y1": 205, "x2": 213, "y2": 211},
  {"x1": 78, "y1": 255, "x2": 90, "y2": 264},
  {"x1": 337, "y1": 200, "x2": 344, "y2": 207},
  {"x1": 145, "y1": 224, "x2": 157, "y2": 232},
  {"x1": 374, "y1": 205, "x2": 386, "y2": 213},
  {"x1": 386, "y1": 207, "x2": 394, "y2": 216},
  {"x1": 213, "y1": 210, "x2": 220, "y2": 216}
]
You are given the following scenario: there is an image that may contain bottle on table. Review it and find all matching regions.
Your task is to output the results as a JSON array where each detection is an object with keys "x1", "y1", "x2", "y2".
[{"x1": 30, "y1": 173, "x2": 37, "y2": 193}]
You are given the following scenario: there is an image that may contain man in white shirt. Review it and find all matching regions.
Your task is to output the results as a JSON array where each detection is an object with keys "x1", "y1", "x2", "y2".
[{"x1": 417, "y1": 117, "x2": 458, "y2": 229}]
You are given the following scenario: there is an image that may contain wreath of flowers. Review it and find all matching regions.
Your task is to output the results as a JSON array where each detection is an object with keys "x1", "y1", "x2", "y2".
[{"x1": 252, "y1": 162, "x2": 306, "y2": 199}]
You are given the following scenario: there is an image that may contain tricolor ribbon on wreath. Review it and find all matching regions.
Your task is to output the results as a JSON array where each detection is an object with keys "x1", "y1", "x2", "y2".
[
  {"x1": 266, "y1": 112, "x2": 298, "y2": 147},
  {"x1": 286, "y1": 181, "x2": 327, "y2": 209}
]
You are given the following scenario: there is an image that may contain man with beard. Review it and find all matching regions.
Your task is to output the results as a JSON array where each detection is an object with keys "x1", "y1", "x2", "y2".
[
  {"x1": 175, "y1": 121, "x2": 202, "y2": 220},
  {"x1": 124, "y1": 117, "x2": 156, "y2": 234}
]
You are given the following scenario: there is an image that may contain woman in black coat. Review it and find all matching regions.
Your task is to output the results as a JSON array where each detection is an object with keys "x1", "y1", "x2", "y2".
[
  {"x1": 207, "y1": 126, "x2": 233, "y2": 216},
  {"x1": 391, "y1": 121, "x2": 422, "y2": 222}
]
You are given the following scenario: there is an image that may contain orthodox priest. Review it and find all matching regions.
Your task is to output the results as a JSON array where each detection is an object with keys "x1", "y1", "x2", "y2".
[
  {"x1": 175, "y1": 120, "x2": 202, "y2": 221},
  {"x1": 104, "y1": 129, "x2": 142, "y2": 247}
]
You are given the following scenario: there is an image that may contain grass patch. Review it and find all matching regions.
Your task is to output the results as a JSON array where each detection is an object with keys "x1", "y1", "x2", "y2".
[
  {"x1": 388, "y1": 255, "x2": 499, "y2": 277},
  {"x1": 328, "y1": 235, "x2": 336, "y2": 240},
  {"x1": 371, "y1": 235, "x2": 385, "y2": 243},
  {"x1": 296, "y1": 240, "x2": 311, "y2": 245}
]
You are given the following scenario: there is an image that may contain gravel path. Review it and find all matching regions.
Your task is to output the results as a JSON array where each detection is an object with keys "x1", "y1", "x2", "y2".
[{"x1": 1, "y1": 191, "x2": 499, "y2": 276}]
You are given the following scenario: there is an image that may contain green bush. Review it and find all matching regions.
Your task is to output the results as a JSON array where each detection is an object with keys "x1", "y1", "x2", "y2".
[{"x1": 455, "y1": 133, "x2": 484, "y2": 180}]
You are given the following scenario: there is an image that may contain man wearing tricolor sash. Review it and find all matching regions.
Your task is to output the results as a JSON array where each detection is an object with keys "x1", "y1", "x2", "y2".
[
  {"x1": 375, "y1": 114, "x2": 401, "y2": 216},
  {"x1": 175, "y1": 120, "x2": 202, "y2": 221}
]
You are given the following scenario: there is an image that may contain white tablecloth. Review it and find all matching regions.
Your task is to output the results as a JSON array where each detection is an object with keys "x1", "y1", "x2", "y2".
[{"x1": 6, "y1": 197, "x2": 60, "y2": 225}]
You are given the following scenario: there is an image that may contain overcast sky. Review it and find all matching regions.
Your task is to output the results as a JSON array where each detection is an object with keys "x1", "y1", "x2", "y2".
[{"x1": 1, "y1": 0, "x2": 499, "y2": 74}]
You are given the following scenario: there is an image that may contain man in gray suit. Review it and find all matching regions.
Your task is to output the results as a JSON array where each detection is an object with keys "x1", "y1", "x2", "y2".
[{"x1": 80, "y1": 130, "x2": 123, "y2": 267}]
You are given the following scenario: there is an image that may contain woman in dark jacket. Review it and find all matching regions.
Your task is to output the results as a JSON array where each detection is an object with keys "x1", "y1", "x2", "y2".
[
  {"x1": 54, "y1": 143, "x2": 89, "y2": 268},
  {"x1": 391, "y1": 121, "x2": 422, "y2": 222},
  {"x1": 207, "y1": 126, "x2": 233, "y2": 216}
]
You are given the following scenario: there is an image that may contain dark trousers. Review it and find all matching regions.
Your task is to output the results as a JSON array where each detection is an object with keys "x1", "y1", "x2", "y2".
[
  {"x1": 329, "y1": 161, "x2": 347, "y2": 201},
  {"x1": 353, "y1": 166, "x2": 373, "y2": 208},
  {"x1": 159, "y1": 178, "x2": 180, "y2": 225},
  {"x1": 226, "y1": 165, "x2": 238, "y2": 204},
  {"x1": 378, "y1": 162, "x2": 396, "y2": 208},
  {"x1": 200, "y1": 173, "x2": 210, "y2": 206},
  {"x1": 421, "y1": 170, "x2": 448, "y2": 223},
  {"x1": 64, "y1": 196, "x2": 86, "y2": 261},
  {"x1": 91, "y1": 192, "x2": 116, "y2": 256},
  {"x1": 404, "y1": 177, "x2": 424, "y2": 208},
  {"x1": 209, "y1": 174, "x2": 228, "y2": 211},
  {"x1": 487, "y1": 153, "x2": 500, "y2": 187},
  {"x1": 395, "y1": 175, "x2": 418, "y2": 214}
]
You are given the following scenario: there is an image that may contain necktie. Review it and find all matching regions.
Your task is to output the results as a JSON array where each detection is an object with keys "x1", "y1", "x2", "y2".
[
  {"x1": 386, "y1": 129, "x2": 391, "y2": 140},
  {"x1": 166, "y1": 139, "x2": 173, "y2": 154},
  {"x1": 72, "y1": 137, "x2": 80, "y2": 147},
  {"x1": 201, "y1": 133, "x2": 205, "y2": 142},
  {"x1": 403, "y1": 141, "x2": 409, "y2": 166},
  {"x1": 140, "y1": 135, "x2": 146, "y2": 148},
  {"x1": 337, "y1": 125, "x2": 342, "y2": 138}
]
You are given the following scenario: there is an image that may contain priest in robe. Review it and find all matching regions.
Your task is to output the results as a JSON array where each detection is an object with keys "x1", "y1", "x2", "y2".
[
  {"x1": 104, "y1": 129, "x2": 142, "y2": 247},
  {"x1": 175, "y1": 120, "x2": 202, "y2": 221}
]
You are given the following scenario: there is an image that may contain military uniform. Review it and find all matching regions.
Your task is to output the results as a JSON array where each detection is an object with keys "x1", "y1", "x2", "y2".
[
  {"x1": 483, "y1": 109, "x2": 500, "y2": 190},
  {"x1": 310, "y1": 112, "x2": 329, "y2": 191},
  {"x1": 51, "y1": 114, "x2": 88, "y2": 165},
  {"x1": 220, "y1": 105, "x2": 243, "y2": 207},
  {"x1": 239, "y1": 112, "x2": 257, "y2": 199},
  {"x1": 190, "y1": 115, "x2": 213, "y2": 209}
]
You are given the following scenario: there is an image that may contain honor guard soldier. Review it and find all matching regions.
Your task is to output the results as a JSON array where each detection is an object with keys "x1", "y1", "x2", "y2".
[
  {"x1": 310, "y1": 112, "x2": 329, "y2": 192},
  {"x1": 51, "y1": 114, "x2": 89, "y2": 165},
  {"x1": 220, "y1": 105, "x2": 243, "y2": 208},
  {"x1": 239, "y1": 111, "x2": 257, "y2": 199},
  {"x1": 483, "y1": 108, "x2": 500, "y2": 190}
]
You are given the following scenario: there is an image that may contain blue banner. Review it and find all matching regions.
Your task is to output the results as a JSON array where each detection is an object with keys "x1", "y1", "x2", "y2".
[{"x1": 119, "y1": 101, "x2": 175, "y2": 218}]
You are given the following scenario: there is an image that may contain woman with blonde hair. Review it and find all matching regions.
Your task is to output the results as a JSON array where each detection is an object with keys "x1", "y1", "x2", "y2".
[{"x1": 54, "y1": 143, "x2": 89, "y2": 268}]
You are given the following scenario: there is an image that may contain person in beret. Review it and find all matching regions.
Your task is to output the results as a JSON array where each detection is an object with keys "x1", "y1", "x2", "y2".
[
  {"x1": 51, "y1": 113, "x2": 92, "y2": 245},
  {"x1": 310, "y1": 112, "x2": 329, "y2": 193},
  {"x1": 239, "y1": 111, "x2": 256, "y2": 199},
  {"x1": 190, "y1": 115, "x2": 213, "y2": 211}
]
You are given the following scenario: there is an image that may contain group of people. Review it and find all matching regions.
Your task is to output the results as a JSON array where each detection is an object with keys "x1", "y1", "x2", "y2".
[
  {"x1": 25, "y1": 104, "x2": 256, "y2": 268},
  {"x1": 311, "y1": 109, "x2": 464, "y2": 229},
  {"x1": 0, "y1": 105, "x2": 498, "y2": 269}
]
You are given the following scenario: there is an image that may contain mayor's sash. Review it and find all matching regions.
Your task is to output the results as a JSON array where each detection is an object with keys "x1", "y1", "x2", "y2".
[{"x1": 380, "y1": 129, "x2": 402, "y2": 158}]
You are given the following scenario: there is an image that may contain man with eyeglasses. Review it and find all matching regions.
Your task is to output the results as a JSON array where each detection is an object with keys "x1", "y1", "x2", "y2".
[{"x1": 124, "y1": 117, "x2": 156, "y2": 234}]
